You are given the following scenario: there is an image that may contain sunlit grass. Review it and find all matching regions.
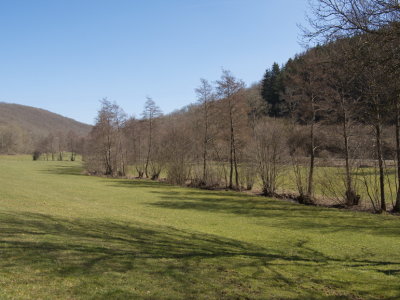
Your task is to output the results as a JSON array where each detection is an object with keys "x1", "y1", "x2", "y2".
[
  {"x1": 0, "y1": 156, "x2": 399, "y2": 299},
  {"x1": 127, "y1": 161, "x2": 398, "y2": 208}
]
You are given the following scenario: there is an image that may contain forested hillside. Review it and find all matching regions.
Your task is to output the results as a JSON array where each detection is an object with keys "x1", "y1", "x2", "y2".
[
  {"x1": 0, "y1": 102, "x2": 91, "y2": 136},
  {"x1": 0, "y1": 102, "x2": 91, "y2": 155}
]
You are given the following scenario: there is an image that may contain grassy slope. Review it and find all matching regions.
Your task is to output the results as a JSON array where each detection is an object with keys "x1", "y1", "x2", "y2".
[{"x1": 0, "y1": 157, "x2": 399, "y2": 299}]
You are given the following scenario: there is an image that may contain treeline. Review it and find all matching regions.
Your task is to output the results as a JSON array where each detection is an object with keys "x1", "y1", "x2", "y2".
[
  {"x1": 83, "y1": 64, "x2": 391, "y2": 213},
  {"x1": 257, "y1": 36, "x2": 400, "y2": 211},
  {"x1": 84, "y1": 73, "x2": 265, "y2": 190},
  {"x1": 84, "y1": 0, "x2": 400, "y2": 213},
  {"x1": 33, "y1": 131, "x2": 85, "y2": 161},
  {"x1": 0, "y1": 124, "x2": 85, "y2": 161},
  {"x1": 0, "y1": 124, "x2": 32, "y2": 154}
]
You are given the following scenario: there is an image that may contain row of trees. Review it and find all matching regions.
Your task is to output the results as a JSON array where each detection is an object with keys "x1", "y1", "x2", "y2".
[
  {"x1": 0, "y1": 124, "x2": 31, "y2": 154},
  {"x1": 296, "y1": 0, "x2": 400, "y2": 211},
  {"x1": 256, "y1": 0, "x2": 400, "y2": 212},
  {"x1": 83, "y1": 64, "x2": 386, "y2": 211},
  {"x1": 33, "y1": 131, "x2": 84, "y2": 161},
  {"x1": 84, "y1": 0, "x2": 400, "y2": 213},
  {"x1": 0, "y1": 124, "x2": 84, "y2": 160},
  {"x1": 85, "y1": 71, "x2": 254, "y2": 189},
  {"x1": 84, "y1": 47, "x2": 399, "y2": 212}
]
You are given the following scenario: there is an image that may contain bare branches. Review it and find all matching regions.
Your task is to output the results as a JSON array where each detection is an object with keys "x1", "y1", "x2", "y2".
[
  {"x1": 304, "y1": 0, "x2": 400, "y2": 44},
  {"x1": 142, "y1": 97, "x2": 162, "y2": 178}
]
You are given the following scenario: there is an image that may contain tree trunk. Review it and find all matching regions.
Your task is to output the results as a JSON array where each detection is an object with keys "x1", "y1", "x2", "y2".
[
  {"x1": 393, "y1": 98, "x2": 400, "y2": 212},
  {"x1": 202, "y1": 144, "x2": 207, "y2": 184},
  {"x1": 343, "y1": 114, "x2": 352, "y2": 199},
  {"x1": 307, "y1": 121, "x2": 315, "y2": 197},
  {"x1": 341, "y1": 103, "x2": 358, "y2": 206},
  {"x1": 307, "y1": 97, "x2": 316, "y2": 199},
  {"x1": 232, "y1": 133, "x2": 239, "y2": 190},
  {"x1": 228, "y1": 103, "x2": 234, "y2": 189},
  {"x1": 145, "y1": 119, "x2": 152, "y2": 178},
  {"x1": 106, "y1": 149, "x2": 112, "y2": 175},
  {"x1": 106, "y1": 135, "x2": 113, "y2": 175},
  {"x1": 375, "y1": 119, "x2": 386, "y2": 212},
  {"x1": 229, "y1": 138, "x2": 233, "y2": 189},
  {"x1": 202, "y1": 107, "x2": 208, "y2": 184}
]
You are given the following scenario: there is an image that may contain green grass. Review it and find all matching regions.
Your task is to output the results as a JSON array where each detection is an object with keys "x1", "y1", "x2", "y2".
[
  {"x1": 127, "y1": 162, "x2": 399, "y2": 208},
  {"x1": 0, "y1": 156, "x2": 399, "y2": 299}
]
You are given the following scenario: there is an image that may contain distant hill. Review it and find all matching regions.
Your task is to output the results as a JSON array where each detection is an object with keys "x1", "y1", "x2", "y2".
[{"x1": 0, "y1": 102, "x2": 91, "y2": 137}]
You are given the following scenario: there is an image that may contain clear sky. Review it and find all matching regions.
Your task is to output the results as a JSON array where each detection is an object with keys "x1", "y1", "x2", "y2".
[{"x1": 0, "y1": 0, "x2": 309, "y2": 124}]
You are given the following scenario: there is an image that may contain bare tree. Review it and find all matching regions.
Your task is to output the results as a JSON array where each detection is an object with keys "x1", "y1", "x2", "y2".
[
  {"x1": 242, "y1": 83, "x2": 267, "y2": 191},
  {"x1": 67, "y1": 130, "x2": 78, "y2": 161},
  {"x1": 304, "y1": 0, "x2": 400, "y2": 42},
  {"x1": 216, "y1": 69, "x2": 246, "y2": 190},
  {"x1": 284, "y1": 50, "x2": 325, "y2": 203},
  {"x1": 47, "y1": 133, "x2": 56, "y2": 161},
  {"x1": 359, "y1": 44, "x2": 391, "y2": 212},
  {"x1": 286, "y1": 123, "x2": 310, "y2": 200},
  {"x1": 163, "y1": 116, "x2": 193, "y2": 185},
  {"x1": 85, "y1": 99, "x2": 126, "y2": 176},
  {"x1": 0, "y1": 124, "x2": 23, "y2": 154},
  {"x1": 254, "y1": 118, "x2": 288, "y2": 196},
  {"x1": 322, "y1": 39, "x2": 363, "y2": 205},
  {"x1": 123, "y1": 117, "x2": 144, "y2": 178},
  {"x1": 306, "y1": 0, "x2": 400, "y2": 211},
  {"x1": 55, "y1": 132, "x2": 65, "y2": 161},
  {"x1": 142, "y1": 97, "x2": 162, "y2": 178},
  {"x1": 195, "y1": 78, "x2": 215, "y2": 186}
]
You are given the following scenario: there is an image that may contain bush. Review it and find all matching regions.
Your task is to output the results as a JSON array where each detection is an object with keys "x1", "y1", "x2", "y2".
[
  {"x1": 32, "y1": 150, "x2": 41, "y2": 161},
  {"x1": 166, "y1": 162, "x2": 190, "y2": 185}
]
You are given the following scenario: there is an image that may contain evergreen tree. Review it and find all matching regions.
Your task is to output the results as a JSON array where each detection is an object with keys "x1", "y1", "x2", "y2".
[{"x1": 261, "y1": 62, "x2": 284, "y2": 117}]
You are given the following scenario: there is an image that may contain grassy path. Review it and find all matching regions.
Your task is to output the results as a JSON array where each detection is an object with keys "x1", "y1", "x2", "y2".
[{"x1": 0, "y1": 157, "x2": 399, "y2": 299}]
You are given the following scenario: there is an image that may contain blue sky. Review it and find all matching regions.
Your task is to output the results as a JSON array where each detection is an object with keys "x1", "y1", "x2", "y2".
[{"x1": 0, "y1": 0, "x2": 309, "y2": 124}]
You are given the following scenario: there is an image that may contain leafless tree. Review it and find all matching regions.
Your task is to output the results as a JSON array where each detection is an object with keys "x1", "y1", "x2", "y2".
[
  {"x1": 124, "y1": 118, "x2": 146, "y2": 178},
  {"x1": 216, "y1": 69, "x2": 246, "y2": 190},
  {"x1": 142, "y1": 97, "x2": 162, "y2": 178},
  {"x1": 254, "y1": 118, "x2": 288, "y2": 196},
  {"x1": 85, "y1": 99, "x2": 126, "y2": 176},
  {"x1": 359, "y1": 44, "x2": 391, "y2": 212},
  {"x1": 0, "y1": 125, "x2": 23, "y2": 154},
  {"x1": 55, "y1": 132, "x2": 65, "y2": 161},
  {"x1": 163, "y1": 116, "x2": 193, "y2": 185},
  {"x1": 195, "y1": 78, "x2": 215, "y2": 186},
  {"x1": 304, "y1": 0, "x2": 400, "y2": 43},
  {"x1": 321, "y1": 39, "x2": 364, "y2": 205},
  {"x1": 305, "y1": 0, "x2": 400, "y2": 211},
  {"x1": 284, "y1": 50, "x2": 326, "y2": 203},
  {"x1": 66, "y1": 131, "x2": 78, "y2": 161}
]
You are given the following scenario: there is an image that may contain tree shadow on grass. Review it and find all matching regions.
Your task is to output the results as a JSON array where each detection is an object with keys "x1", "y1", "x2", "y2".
[
  {"x1": 107, "y1": 179, "x2": 400, "y2": 237},
  {"x1": 110, "y1": 179, "x2": 254, "y2": 198},
  {"x1": 107, "y1": 179, "x2": 173, "y2": 189},
  {"x1": 0, "y1": 211, "x2": 290, "y2": 266},
  {"x1": 0, "y1": 211, "x2": 399, "y2": 299},
  {"x1": 148, "y1": 192, "x2": 400, "y2": 237},
  {"x1": 41, "y1": 165, "x2": 85, "y2": 176}
]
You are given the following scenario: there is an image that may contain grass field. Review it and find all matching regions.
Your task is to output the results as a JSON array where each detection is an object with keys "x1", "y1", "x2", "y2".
[
  {"x1": 0, "y1": 156, "x2": 400, "y2": 299},
  {"x1": 127, "y1": 162, "x2": 399, "y2": 209}
]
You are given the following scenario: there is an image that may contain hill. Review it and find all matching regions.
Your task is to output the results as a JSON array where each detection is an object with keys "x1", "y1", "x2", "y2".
[{"x1": 0, "y1": 102, "x2": 91, "y2": 137}]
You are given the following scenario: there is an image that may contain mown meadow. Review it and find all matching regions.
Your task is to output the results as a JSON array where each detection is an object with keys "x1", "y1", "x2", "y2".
[
  {"x1": 126, "y1": 162, "x2": 399, "y2": 210},
  {"x1": 0, "y1": 156, "x2": 399, "y2": 299}
]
